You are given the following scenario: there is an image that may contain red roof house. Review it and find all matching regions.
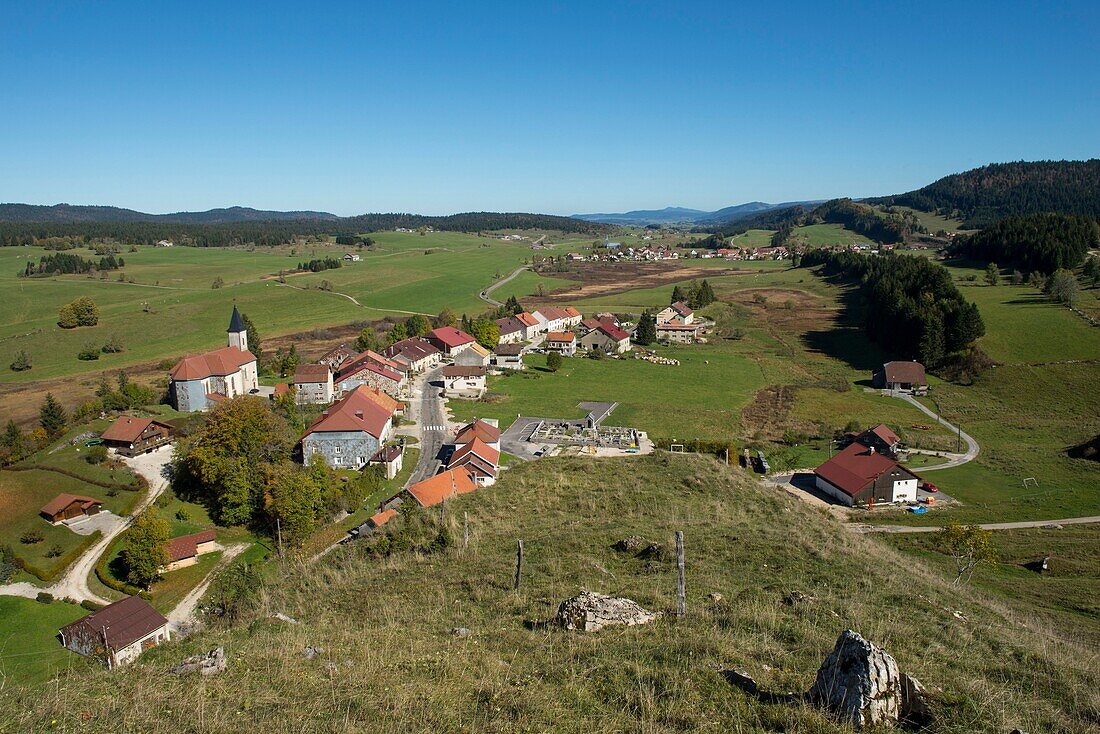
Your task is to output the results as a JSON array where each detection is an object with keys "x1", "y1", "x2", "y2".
[
  {"x1": 426, "y1": 327, "x2": 477, "y2": 355},
  {"x1": 406, "y1": 467, "x2": 479, "y2": 507}
]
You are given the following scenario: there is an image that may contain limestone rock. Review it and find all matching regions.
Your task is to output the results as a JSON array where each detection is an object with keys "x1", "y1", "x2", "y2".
[
  {"x1": 554, "y1": 591, "x2": 658, "y2": 632},
  {"x1": 450, "y1": 627, "x2": 471, "y2": 638},
  {"x1": 170, "y1": 647, "x2": 227, "y2": 676},
  {"x1": 613, "y1": 535, "x2": 647, "y2": 552},
  {"x1": 808, "y1": 630, "x2": 901, "y2": 727},
  {"x1": 303, "y1": 645, "x2": 324, "y2": 660},
  {"x1": 900, "y1": 673, "x2": 931, "y2": 725},
  {"x1": 724, "y1": 669, "x2": 758, "y2": 695},
  {"x1": 708, "y1": 592, "x2": 724, "y2": 605}
]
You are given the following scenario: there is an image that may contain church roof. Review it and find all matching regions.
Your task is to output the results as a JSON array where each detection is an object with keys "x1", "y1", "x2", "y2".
[{"x1": 227, "y1": 305, "x2": 245, "y2": 333}]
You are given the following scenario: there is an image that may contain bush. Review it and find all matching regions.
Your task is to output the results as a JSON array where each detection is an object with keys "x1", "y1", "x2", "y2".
[
  {"x1": 80, "y1": 599, "x2": 103, "y2": 611},
  {"x1": 46, "y1": 544, "x2": 63, "y2": 558},
  {"x1": 546, "y1": 352, "x2": 563, "y2": 372},
  {"x1": 58, "y1": 296, "x2": 99, "y2": 328},
  {"x1": 101, "y1": 335, "x2": 124, "y2": 353},
  {"x1": 77, "y1": 344, "x2": 101, "y2": 361},
  {"x1": 9, "y1": 350, "x2": 31, "y2": 372},
  {"x1": 35, "y1": 592, "x2": 55, "y2": 604},
  {"x1": 175, "y1": 508, "x2": 190, "y2": 522},
  {"x1": 20, "y1": 530, "x2": 43, "y2": 545},
  {"x1": 85, "y1": 445, "x2": 109, "y2": 464}
]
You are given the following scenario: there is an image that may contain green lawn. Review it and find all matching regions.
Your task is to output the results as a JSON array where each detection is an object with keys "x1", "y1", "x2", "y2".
[
  {"x1": 148, "y1": 551, "x2": 222, "y2": 614},
  {"x1": 726, "y1": 229, "x2": 776, "y2": 249},
  {"x1": 791, "y1": 223, "x2": 874, "y2": 247},
  {"x1": 0, "y1": 597, "x2": 90, "y2": 685}
]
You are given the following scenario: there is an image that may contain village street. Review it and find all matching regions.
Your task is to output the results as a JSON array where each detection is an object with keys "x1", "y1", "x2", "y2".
[
  {"x1": 0, "y1": 445, "x2": 173, "y2": 604},
  {"x1": 407, "y1": 364, "x2": 448, "y2": 486}
]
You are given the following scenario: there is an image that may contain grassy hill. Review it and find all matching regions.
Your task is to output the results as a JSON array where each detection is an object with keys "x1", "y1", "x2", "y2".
[{"x1": 3, "y1": 455, "x2": 1096, "y2": 732}]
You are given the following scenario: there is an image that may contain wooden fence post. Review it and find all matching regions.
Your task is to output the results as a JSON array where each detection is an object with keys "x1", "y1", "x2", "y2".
[
  {"x1": 675, "y1": 531, "x2": 685, "y2": 617},
  {"x1": 464, "y1": 512, "x2": 469, "y2": 549},
  {"x1": 514, "y1": 540, "x2": 524, "y2": 591}
]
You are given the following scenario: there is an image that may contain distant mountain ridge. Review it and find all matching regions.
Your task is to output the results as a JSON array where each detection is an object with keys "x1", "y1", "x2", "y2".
[
  {"x1": 572, "y1": 200, "x2": 823, "y2": 226},
  {"x1": 0, "y1": 203, "x2": 341, "y2": 224}
]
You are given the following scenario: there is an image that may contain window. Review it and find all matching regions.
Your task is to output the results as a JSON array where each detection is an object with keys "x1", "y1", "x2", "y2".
[{"x1": 334, "y1": 445, "x2": 342, "y2": 454}]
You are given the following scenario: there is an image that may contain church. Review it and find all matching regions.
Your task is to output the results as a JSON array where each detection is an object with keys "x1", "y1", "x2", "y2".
[{"x1": 169, "y1": 306, "x2": 259, "y2": 411}]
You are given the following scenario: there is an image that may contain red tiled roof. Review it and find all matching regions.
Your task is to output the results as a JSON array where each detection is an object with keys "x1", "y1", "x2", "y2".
[
  {"x1": 867, "y1": 424, "x2": 901, "y2": 447},
  {"x1": 383, "y1": 338, "x2": 440, "y2": 363},
  {"x1": 671, "y1": 301, "x2": 694, "y2": 317},
  {"x1": 447, "y1": 437, "x2": 500, "y2": 477},
  {"x1": 882, "y1": 361, "x2": 927, "y2": 386},
  {"x1": 165, "y1": 529, "x2": 216, "y2": 563},
  {"x1": 302, "y1": 386, "x2": 394, "y2": 440},
  {"x1": 101, "y1": 416, "x2": 169, "y2": 444},
  {"x1": 536, "y1": 306, "x2": 569, "y2": 322},
  {"x1": 563, "y1": 306, "x2": 581, "y2": 318},
  {"x1": 598, "y1": 324, "x2": 630, "y2": 341},
  {"x1": 371, "y1": 445, "x2": 403, "y2": 463},
  {"x1": 61, "y1": 595, "x2": 168, "y2": 652},
  {"x1": 369, "y1": 508, "x2": 397, "y2": 528},
  {"x1": 427, "y1": 327, "x2": 476, "y2": 349},
  {"x1": 546, "y1": 331, "x2": 575, "y2": 343},
  {"x1": 454, "y1": 419, "x2": 500, "y2": 445},
  {"x1": 496, "y1": 316, "x2": 525, "y2": 335},
  {"x1": 170, "y1": 347, "x2": 255, "y2": 381},
  {"x1": 273, "y1": 383, "x2": 289, "y2": 396},
  {"x1": 515, "y1": 312, "x2": 540, "y2": 328},
  {"x1": 293, "y1": 364, "x2": 331, "y2": 383},
  {"x1": 336, "y1": 357, "x2": 403, "y2": 385},
  {"x1": 40, "y1": 493, "x2": 101, "y2": 517},
  {"x1": 814, "y1": 442, "x2": 908, "y2": 497},
  {"x1": 406, "y1": 468, "x2": 478, "y2": 507}
]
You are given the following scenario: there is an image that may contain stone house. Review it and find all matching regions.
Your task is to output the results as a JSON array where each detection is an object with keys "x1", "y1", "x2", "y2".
[
  {"x1": 335, "y1": 352, "x2": 406, "y2": 398},
  {"x1": 426, "y1": 326, "x2": 477, "y2": 356},
  {"x1": 656, "y1": 301, "x2": 694, "y2": 325},
  {"x1": 292, "y1": 364, "x2": 334, "y2": 405},
  {"x1": 382, "y1": 338, "x2": 441, "y2": 373},
  {"x1": 492, "y1": 343, "x2": 525, "y2": 370},
  {"x1": 300, "y1": 386, "x2": 395, "y2": 469},
  {"x1": 579, "y1": 324, "x2": 632, "y2": 354},
  {"x1": 442, "y1": 366, "x2": 487, "y2": 398},
  {"x1": 60, "y1": 595, "x2": 170, "y2": 669}
]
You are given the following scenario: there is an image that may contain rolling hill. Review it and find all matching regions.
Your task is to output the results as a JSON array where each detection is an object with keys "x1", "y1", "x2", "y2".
[
  {"x1": 0, "y1": 203, "x2": 341, "y2": 224},
  {"x1": 870, "y1": 160, "x2": 1100, "y2": 228},
  {"x1": 573, "y1": 201, "x2": 821, "y2": 226}
]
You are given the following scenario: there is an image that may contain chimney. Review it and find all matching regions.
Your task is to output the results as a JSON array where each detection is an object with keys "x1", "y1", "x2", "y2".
[
  {"x1": 869, "y1": 446, "x2": 875, "y2": 454},
  {"x1": 355, "y1": 410, "x2": 363, "y2": 417}
]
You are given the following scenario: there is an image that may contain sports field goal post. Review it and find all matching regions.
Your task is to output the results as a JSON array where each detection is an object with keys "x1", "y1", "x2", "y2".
[{"x1": 670, "y1": 444, "x2": 685, "y2": 453}]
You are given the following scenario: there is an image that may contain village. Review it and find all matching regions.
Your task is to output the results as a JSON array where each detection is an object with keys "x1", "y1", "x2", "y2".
[{"x1": 14, "y1": 281, "x2": 963, "y2": 675}]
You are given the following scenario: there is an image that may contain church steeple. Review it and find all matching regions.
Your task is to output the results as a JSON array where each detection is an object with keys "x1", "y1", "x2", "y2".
[{"x1": 227, "y1": 306, "x2": 248, "y2": 351}]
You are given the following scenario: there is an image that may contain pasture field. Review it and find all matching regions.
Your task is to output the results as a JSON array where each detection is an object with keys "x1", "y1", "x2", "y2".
[
  {"x1": 0, "y1": 597, "x2": 90, "y2": 685},
  {"x1": 882, "y1": 205, "x2": 968, "y2": 233},
  {"x1": 790, "y1": 223, "x2": 874, "y2": 246},
  {"x1": 0, "y1": 230, "x2": 586, "y2": 384},
  {"x1": 725, "y1": 228, "x2": 776, "y2": 249}
]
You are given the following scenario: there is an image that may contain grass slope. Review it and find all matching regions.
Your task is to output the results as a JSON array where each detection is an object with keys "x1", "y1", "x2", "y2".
[
  {"x1": 0, "y1": 597, "x2": 91, "y2": 685},
  {"x1": 3, "y1": 455, "x2": 1096, "y2": 732}
]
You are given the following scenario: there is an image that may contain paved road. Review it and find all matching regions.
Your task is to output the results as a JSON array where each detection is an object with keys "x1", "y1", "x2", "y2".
[
  {"x1": 479, "y1": 266, "x2": 529, "y2": 307},
  {"x1": 888, "y1": 391, "x2": 979, "y2": 471},
  {"x1": 0, "y1": 445, "x2": 174, "y2": 604},
  {"x1": 168, "y1": 542, "x2": 249, "y2": 634},
  {"x1": 408, "y1": 365, "x2": 448, "y2": 485},
  {"x1": 857, "y1": 516, "x2": 1100, "y2": 534}
]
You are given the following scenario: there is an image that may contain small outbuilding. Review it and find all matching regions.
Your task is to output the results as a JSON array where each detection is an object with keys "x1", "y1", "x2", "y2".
[
  {"x1": 40, "y1": 493, "x2": 102, "y2": 524},
  {"x1": 161, "y1": 529, "x2": 218, "y2": 572},
  {"x1": 874, "y1": 361, "x2": 928, "y2": 394},
  {"x1": 369, "y1": 445, "x2": 404, "y2": 479},
  {"x1": 59, "y1": 595, "x2": 171, "y2": 669}
]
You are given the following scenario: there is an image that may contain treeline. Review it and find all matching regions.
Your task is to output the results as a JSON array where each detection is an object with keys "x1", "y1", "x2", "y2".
[
  {"x1": 694, "y1": 199, "x2": 917, "y2": 245},
  {"x1": 298, "y1": 257, "x2": 342, "y2": 272},
  {"x1": 20, "y1": 252, "x2": 124, "y2": 277},
  {"x1": 0, "y1": 213, "x2": 605, "y2": 248},
  {"x1": 802, "y1": 250, "x2": 984, "y2": 368},
  {"x1": 872, "y1": 160, "x2": 1100, "y2": 228},
  {"x1": 951, "y1": 213, "x2": 1098, "y2": 273}
]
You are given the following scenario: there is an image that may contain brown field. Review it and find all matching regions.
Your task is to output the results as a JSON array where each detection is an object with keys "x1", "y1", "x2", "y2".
[{"x1": 536, "y1": 263, "x2": 750, "y2": 303}]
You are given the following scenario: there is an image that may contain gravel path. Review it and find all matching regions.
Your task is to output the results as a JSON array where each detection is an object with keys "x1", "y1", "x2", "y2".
[
  {"x1": 856, "y1": 516, "x2": 1100, "y2": 534},
  {"x1": 889, "y1": 391, "x2": 979, "y2": 470},
  {"x1": 479, "y1": 266, "x2": 529, "y2": 307},
  {"x1": 167, "y1": 542, "x2": 249, "y2": 633}
]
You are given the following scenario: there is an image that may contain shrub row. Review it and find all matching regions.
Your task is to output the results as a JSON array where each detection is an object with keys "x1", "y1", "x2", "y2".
[
  {"x1": 15, "y1": 530, "x2": 102, "y2": 582},
  {"x1": 93, "y1": 535, "x2": 149, "y2": 599},
  {"x1": 2, "y1": 463, "x2": 145, "y2": 493}
]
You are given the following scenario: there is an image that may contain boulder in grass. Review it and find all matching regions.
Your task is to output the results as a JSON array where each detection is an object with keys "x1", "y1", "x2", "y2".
[
  {"x1": 170, "y1": 647, "x2": 227, "y2": 676},
  {"x1": 808, "y1": 630, "x2": 901, "y2": 727},
  {"x1": 554, "y1": 591, "x2": 658, "y2": 632}
]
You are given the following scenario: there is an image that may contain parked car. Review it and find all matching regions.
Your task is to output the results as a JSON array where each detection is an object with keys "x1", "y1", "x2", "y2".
[{"x1": 922, "y1": 481, "x2": 939, "y2": 493}]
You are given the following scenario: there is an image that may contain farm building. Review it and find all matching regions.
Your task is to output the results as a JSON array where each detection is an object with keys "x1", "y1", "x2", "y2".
[
  {"x1": 292, "y1": 364, "x2": 334, "y2": 405},
  {"x1": 40, "y1": 493, "x2": 102, "y2": 524},
  {"x1": 300, "y1": 385, "x2": 395, "y2": 469},
  {"x1": 169, "y1": 306, "x2": 259, "y2": 411},
  {"x1": 426, "y1": 327, "x2": 477, "y2": 356},
  {"x1": 161, "y1": 529, "x2": 217, "y2": 572},
  {"x1": 579, "y1": 324, "x2": 632, "y2": 354},
  {"x1": 319, "y1": 343, "x2": 357, "y2": 370},
  {"x1": 406, "y1": 467, "x2": 479, "y2": 507},
  {"x1": 874, "y1": 361, "x2": 928, "y2": 394},
  {"x1": 813, "y1": 440, "x2": 920, "y2": 507},
  {"x1": 544, "y1": 331, "x2": 577, "y2": 356},
  {"x1": 368, "y1": 508, "x2": 397, "y2": 529},
  {"x1": 454, "y1": 343, "x2": 491, "y2": 368},
  {"x1": 492, "y1": 343, "x2": 525, "y2": 370},
  {"x1": 655, "y1": 322, "x2": 703, "y2": 344},
  {"x1": 334, "y1": 351, "x2": 406, "y2": 398},
  {"x1": 656, "y1": 301, "x2": 694, "y2": 325},
  {"x1": 369, "y1": 444, "x2": 404, "y2": 479},
  {"x1": 383, "y1": 338, "x2": 441, "y2": 373},
  {"x1": 446, "y1": 437, "x2": 500, "y2": 486},
  {"x1": 59, "y1": 595, "x2": 170, "y2": 669},
  {"x1": 442, "y1": 366, "x2": 487, "y2": 398},
  {"x1": 100, "y1": 416, "x2": 172, "y2": 456}
]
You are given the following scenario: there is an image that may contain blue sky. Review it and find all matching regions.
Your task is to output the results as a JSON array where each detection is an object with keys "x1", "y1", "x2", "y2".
[{"x1": 1, "y1": 1, "x2": 1097, "y2": 216}]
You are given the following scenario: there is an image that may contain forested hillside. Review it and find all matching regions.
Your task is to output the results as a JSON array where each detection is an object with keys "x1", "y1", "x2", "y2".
[
  {"x1": 952, "y1": 213, "x2": 1098, "y2": 273},
  {"x1": 872, "y1": 160, "x2": 1100, "y2": 228},
  {"x1": 698, "y1": 199, "x2": 917, "y2": 245},
  {"x1": 0, "y1": 212, "x2": 605, "y2": 247},
  {"x1": 802, "y1": 250, "x2": 985, "y2": 367}
]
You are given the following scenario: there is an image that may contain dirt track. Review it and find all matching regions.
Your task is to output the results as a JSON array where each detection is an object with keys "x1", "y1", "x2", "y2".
[{"x1": 534, "y1": 263, "x2": 751, "y2": 303}]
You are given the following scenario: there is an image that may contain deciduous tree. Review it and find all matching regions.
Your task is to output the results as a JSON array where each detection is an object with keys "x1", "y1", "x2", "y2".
[
  {"x1": 937, "y1": 522, "x2": 996, "y2": 585},
  {"x1": 122, "y1": 510, "x2": 170, "y2": 589}
]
